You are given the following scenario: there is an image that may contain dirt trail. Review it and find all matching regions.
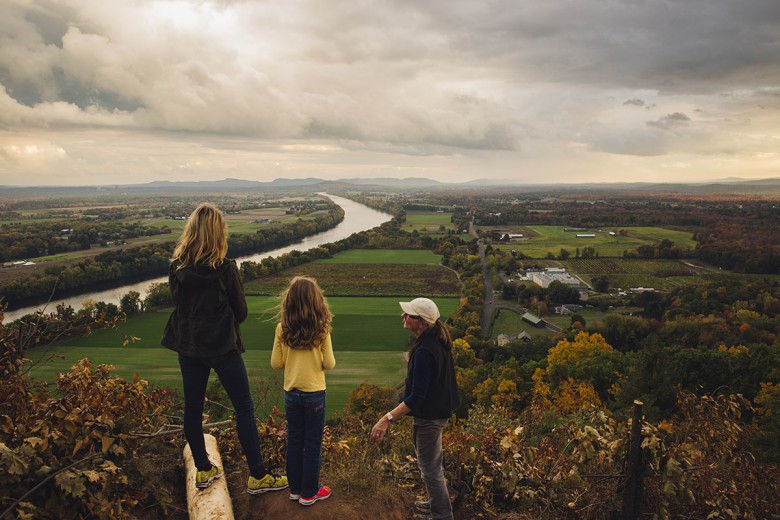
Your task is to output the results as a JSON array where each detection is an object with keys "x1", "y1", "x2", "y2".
[{"x1": 231, "y1": 488, "x2": 409, "y2": 520}]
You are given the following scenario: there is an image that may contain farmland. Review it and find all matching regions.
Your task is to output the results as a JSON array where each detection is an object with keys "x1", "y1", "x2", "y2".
[
  {"x1": 563, "y1": 258, "x2": 711, "y2": 290},
  {"x1": 244, "y1": 249, "x2": 461, "y2": 297},
  {"x1": 400, "y1": 210, "x2": 470, "y2": 239},
  {"x1": 488, "y1": 225, "x2": 697, "y2": 258}
]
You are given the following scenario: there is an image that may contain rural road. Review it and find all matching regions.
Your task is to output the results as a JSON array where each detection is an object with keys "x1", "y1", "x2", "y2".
[{"x1": 469, "y1": 220, "x2": 495, "y2": 338}]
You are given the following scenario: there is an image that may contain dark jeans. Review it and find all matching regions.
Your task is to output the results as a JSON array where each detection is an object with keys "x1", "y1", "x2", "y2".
[
  {"x1": 178, "y1": 352, "x2": 264, "y2": 473},
  {"x1": 284, "y1": 389, "x2": 326, "y2": 497},
  {"x1": 414, "y1": 417, "x2": 453, "y2": 520}
]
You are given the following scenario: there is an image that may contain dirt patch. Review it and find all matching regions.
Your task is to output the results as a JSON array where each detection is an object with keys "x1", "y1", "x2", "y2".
[
  {"x1": 233, "y1": 489, "x2": 409, "y2": 520},
  {"x1": 227, "y1": 467, "x2": 411, "y2": 520}
]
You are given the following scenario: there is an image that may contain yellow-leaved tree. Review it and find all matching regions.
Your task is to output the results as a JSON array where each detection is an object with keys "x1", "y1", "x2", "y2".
[
  {"x1": 546, "y1": 331, "x2": 614, "y2": 368},
  {"x1": 532, "y1": 332, "x2": 615, "y2": 414}
]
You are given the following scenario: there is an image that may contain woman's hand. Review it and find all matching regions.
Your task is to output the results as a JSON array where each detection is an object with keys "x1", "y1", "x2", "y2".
[{"x1": 370, "y1": 416, "x2": 390, "y2": 443}]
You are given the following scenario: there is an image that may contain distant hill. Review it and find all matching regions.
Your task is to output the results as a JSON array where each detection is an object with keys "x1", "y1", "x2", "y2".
[
  {"x1": 338, "y1": 177, "x2": 443, "y2": 187},
  {"x1": 143, "y1": 177, "x2": 328, "y2": 188},
  {"x1": 2, "y1": 176, "x2": 779, "y2": 196}
]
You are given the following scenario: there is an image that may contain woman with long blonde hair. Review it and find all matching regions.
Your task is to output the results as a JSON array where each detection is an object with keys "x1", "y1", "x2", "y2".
[
  {"x1": 271, "y1": 275, "x2": 336, "y2": 506},
  {"x1": 162, "y1": 202, "x2": 288, "y2": 494}
]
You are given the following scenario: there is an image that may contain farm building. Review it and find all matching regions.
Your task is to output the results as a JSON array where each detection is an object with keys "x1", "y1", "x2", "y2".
[
  {"x1": 522, "y1": 312, "x2": 544, "y2": 328},
  {"x1": 576, "y1": 233, "x2": 596, "y2": 238},
  {"x1": 497, "y1": 331, "x2": 532, "y2": 346},
  {"x1": 490, "y1": 228, "x2": 511, "y2": 239}
]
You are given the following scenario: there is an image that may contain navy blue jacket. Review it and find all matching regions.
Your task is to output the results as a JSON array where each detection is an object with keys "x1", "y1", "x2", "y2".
[{"x1": 403, "y1": 328, "x2": 459, "y2": 419}]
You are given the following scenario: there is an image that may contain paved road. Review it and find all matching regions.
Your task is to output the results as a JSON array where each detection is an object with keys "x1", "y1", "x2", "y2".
[{"x1": 469, "y1": 220, "x2": 495, "y2": 338}]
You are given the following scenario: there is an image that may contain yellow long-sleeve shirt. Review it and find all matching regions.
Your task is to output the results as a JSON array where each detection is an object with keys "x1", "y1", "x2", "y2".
[{"x1": 270, "y1": 323, "x2": 336, "y2": 392}]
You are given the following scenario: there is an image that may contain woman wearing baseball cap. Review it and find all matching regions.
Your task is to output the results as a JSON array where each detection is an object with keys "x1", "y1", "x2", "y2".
[{"x1": 370, "y1": 297, "x2": 459, "y2": 520}]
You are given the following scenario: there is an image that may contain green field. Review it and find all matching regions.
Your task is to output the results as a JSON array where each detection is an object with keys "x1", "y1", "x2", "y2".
[
  {"x1": 489, "y1": 226, "x2": 697, "y2": 258},
  {"x1": 25, "y1": 293, "x2": 460, "y2": 419},
  {"x1": 404, "y1": 211, "x2": 454, "y2": 227},
  {"x1": 400, "y1": 211, "x2": 466, "y2": 238},
  {"x1": 492, "y1": 308, "x2": 551, "y2": 339}
]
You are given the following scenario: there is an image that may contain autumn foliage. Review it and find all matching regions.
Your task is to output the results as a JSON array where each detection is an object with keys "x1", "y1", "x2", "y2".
[{"x1": 0, "y1": 306, "x2": 177, "y2": 519}]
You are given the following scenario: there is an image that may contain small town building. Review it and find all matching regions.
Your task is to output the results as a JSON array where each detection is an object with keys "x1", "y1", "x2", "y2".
[
  {"x1": 497, "y1": 331, "x2": 532, "y2": 346},
  {"x1": 554, "y1": 304, "x2": 583, "y2": 315},
  {"x1": 527, "y1": 269, "x2": 582, "y2": 288}
]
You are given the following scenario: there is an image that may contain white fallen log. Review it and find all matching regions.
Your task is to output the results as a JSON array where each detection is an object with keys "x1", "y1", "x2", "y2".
[{"x1": 183, "y1": 434, "x2": 234, "y2": 520}]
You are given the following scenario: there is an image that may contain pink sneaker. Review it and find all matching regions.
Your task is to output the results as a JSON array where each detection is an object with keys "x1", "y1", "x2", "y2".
[{"x1": 298, "y1": 485, "x2": 331, "y2": 506}]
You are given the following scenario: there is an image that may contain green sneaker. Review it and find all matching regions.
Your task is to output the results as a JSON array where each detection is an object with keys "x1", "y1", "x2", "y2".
[
  {"x1": 247, "y1": 473, "x2": 289, "y2": 495},
  {"x1": 195, "y1": 464, "x2": 223, "y2": 489}
]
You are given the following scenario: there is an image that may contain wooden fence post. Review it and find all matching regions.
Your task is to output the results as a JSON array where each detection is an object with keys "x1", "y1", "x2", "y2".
[{"x1": 621, "y1": 400, "x2": 644, "y2": 520}]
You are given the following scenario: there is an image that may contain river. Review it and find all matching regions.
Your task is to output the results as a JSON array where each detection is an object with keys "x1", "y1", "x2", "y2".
[{"x1": 4, "y1": 194, "x2": 391, "y2": 322}]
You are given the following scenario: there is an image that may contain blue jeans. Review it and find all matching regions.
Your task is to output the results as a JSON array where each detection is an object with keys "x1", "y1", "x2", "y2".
[
  {"x1": 178, "y1": 352, "x2": 264, "y2": 473},
  {"x1": 284, "y1": 389, "x2": 326, "y2": 497},
  {"x1": 414, "y1": 417, "x2": 453, "y2": 520}
]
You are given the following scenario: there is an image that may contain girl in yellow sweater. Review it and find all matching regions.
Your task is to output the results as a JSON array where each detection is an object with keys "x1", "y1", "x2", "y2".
[{"x1": 271, "y1": 276, "x2": 336, "y2": 506}]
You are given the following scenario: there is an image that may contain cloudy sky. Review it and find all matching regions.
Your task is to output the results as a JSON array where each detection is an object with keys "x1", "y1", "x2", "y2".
[{"x1": 1, "y1": 0, "x2": 779, "y2": 186}]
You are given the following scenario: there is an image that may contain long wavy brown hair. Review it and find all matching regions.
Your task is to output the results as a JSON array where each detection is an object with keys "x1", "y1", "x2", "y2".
[
  {"x1": 172, "y1": 203, "x2": 228, "y2": 269},
  {"x1": 279, "y1": 276, "x2": 333, "y2": 349}
]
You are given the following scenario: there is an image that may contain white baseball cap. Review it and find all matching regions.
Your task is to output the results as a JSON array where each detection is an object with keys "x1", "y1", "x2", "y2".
[{"x1": 399, "y1": 297, "x2": 440, "y2": 324}]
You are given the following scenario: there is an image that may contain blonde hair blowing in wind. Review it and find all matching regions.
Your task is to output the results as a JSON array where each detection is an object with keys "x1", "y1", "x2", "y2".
[
  {"x1": 172, "y1": 203, "x2": 228, "y2": 269},
  {"x1": 280, "y1": 276, "x2": 333, "y2": 349}
]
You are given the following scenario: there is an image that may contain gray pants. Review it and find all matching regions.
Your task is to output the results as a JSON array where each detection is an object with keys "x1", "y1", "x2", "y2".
[{"x1": 413, "y1": 417, "x2": 454, "y2": 520}]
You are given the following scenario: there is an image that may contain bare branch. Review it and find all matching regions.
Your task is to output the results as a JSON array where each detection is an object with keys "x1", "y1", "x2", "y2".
[{"x1": 127, "y1": 419, "x2": 232, "y2": 438}]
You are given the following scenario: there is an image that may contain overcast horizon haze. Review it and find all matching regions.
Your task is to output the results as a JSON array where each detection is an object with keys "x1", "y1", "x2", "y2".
[{"x1": 1, "y1": 0, "x2": 779, "y2": 187}]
